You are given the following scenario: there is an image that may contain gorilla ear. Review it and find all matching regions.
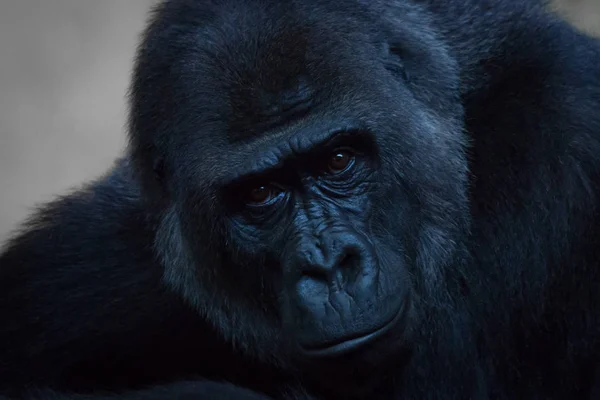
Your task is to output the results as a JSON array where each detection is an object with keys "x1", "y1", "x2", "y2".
[
  {"x1": 153, "y1": 157, "x2": 166, "y2": 183},
  {"x1": 385, "y1": 43, "x2": 410, "y2": 82},
  {"x1": 150, "y1": 156, "x2": 172, "y2": 202},
  {"x1": 131, "y1": 149, "x2": 170, "y2": 209}
]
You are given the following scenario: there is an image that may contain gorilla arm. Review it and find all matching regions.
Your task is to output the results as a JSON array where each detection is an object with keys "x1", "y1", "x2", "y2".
[{"x1": 0, "y1": 167, "x2": 278, "y2": 400}]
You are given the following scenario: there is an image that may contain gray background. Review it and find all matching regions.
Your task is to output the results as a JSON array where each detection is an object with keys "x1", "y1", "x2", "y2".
[{"x1": 0, "y1": 0, "x2": 599, "y2": 243}]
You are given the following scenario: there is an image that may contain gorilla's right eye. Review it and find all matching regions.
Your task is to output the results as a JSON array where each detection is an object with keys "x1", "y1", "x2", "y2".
[
  {"x1": 327, "y1": 149, "x2": 355, "y2": 175},
  {"x1": 245, "y1": 184, "x2": 283, "y2": 207}
]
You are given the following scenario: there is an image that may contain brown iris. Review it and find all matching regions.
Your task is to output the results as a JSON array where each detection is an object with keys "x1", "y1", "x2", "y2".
[
  {"x1": 328, "y1": 150, "x2": 353, "y2": 173},
  {"x1": 247, "y1": 185, "x2": 278, "y2": 205}
]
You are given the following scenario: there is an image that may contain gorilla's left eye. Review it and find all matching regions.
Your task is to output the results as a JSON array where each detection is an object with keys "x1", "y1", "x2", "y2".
[
  {"x1": 244, "y1": 184, "x2": 283, "y2": 207},
  {"x1": 327, "y1": 149, "x2": 355, "y2": 174}
]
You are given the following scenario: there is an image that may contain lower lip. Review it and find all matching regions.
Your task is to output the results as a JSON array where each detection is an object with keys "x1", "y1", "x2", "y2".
[{"x1": 299, "y1": 303, "x2": 407, "y2": 358}]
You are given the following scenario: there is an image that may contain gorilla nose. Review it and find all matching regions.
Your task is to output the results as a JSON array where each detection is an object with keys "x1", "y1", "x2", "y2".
[
  {"x1": 297, "y1": 233, "x2": 370, "y2": 290},
  {"x1": 299, "y1": 239, "x2": 363, "y2": 288},
  {"x1": 286, "y1": 231, "x2": 405, "y2": 357}
]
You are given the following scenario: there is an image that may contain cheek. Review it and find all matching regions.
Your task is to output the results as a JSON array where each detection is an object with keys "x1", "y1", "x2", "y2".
[
  {"x1": 229, "y1": 217, "x2": 280, "y2": 250},
  {"x1": 368, "y1": 189, "x2": 421, "y2": 266},
  {"x1": 230, "y1": 218, "x2": 263, "y2": 244},
  {"x1": 369, "y1": 185, "x2": 417, "y2": 234},
  {"x1": 226, "y1": 218, "x2": 298, "y2": 281}
]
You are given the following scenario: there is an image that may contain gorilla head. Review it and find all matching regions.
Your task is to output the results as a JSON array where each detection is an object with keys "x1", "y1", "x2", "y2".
[{"x1": 128, "y1": 0, "x2": 473, "y2": 386}]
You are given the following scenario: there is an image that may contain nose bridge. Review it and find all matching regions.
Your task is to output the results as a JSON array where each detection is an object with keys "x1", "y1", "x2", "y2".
[
  {"x1": 290, "y1": 194, "x2": 363, "y2": 276},
  {"x1": 301, "y1": 199, "x2": 337, "y2": 267},
  {"x1": 302, "y1": 190, "x2": 346, "y2": 239}
]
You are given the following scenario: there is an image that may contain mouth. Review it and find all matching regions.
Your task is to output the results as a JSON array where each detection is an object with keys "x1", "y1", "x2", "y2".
[{"x1": 299, "y1": 302, "x2": 407, "y2": 358}]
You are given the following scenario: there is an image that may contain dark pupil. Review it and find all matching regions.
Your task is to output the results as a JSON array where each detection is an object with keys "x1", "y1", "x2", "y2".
[
  {"x1": 329, "y1": 151, "x2": 350, "y2": 171},
  {"x1": 250, "y1": 186, "x2": 271, "y2": 203}
]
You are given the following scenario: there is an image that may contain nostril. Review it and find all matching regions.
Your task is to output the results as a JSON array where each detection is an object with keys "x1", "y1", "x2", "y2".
[
  {"x1": 297, "y1": 239, "x2": 366, "y2": 282},
  {"x1": 303, "y1": 267, "x2": 327, "y2": 281},
  {"x1": 338, "y1": 250, "x2": 360, "y2": 270},
  {"x1": 335, "y1": 248, "x2": 363, "y2": 287}
]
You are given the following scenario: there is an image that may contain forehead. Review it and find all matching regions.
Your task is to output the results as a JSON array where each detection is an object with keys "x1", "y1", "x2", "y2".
[{"x1": 159, "y1": 0, "x2": 386, "y2": 140}]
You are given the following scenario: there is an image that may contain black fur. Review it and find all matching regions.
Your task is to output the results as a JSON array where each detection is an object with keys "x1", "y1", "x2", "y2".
[{"x1": 1, "y1": 0, "x2": 599, "y2": 399}]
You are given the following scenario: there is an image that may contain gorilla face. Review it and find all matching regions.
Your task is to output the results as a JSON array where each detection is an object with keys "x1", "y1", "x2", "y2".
[
  {"x1": 230, "y1": 132, "x2": 410, "y2": 355},
  {"x1": 130, "y1": 0, "x2": 471, "y2": 373}
]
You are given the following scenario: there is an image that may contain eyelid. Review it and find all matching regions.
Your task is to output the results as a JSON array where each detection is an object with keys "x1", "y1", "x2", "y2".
[
  {"x1": 245, "y1": 184, "x2": 286, "y2": 208},
  {"x1": 331, "y1": 146, "x2": 358, "y2": 155}
]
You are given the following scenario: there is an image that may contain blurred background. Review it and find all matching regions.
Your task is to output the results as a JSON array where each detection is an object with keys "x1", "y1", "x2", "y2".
[{"x1": 0, "y1": 0, "x2": 599, "y2": 243}]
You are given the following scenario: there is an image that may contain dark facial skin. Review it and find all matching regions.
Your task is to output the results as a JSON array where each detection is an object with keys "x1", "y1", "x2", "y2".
[{"x1": 226, "y1": 130, "x2": 409, "y2": 357}]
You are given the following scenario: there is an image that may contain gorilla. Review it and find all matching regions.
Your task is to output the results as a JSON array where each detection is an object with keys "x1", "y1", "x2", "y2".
[{"x1": 1, "y1": 0, "x2": 599, "y2": 398}]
